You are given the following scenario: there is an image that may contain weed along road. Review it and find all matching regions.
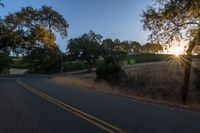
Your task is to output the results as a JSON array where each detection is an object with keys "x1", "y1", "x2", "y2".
[{"x1": 0, "y1": 75, "x2": 200, "y2": 133}]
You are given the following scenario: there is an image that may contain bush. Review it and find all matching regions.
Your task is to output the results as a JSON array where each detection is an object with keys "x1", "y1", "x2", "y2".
[
  {"x1": 63, "y1": 61, "x2": 86, "y2": 72},
  {"x1": 0, "y1": 52, "x2": 11, "y2": 74},
  {"x1": 25, "y1": 46, "x2": 61, "y2": 74},
  {"x1": 96, "y1": 56, "x2": 126, "y2": 85},
  {"x1": 194, "y1": 68, "x2": 200, "y2": 90},
  {"x1": 128, "y1": 59, "x2": 136, "y2": 65},
  {"x1": 11, "y1": 58, "x2": 28, "y2": 69},
  {"x1": 193, "y1": 68, "x2": 200, "y2": 103}
]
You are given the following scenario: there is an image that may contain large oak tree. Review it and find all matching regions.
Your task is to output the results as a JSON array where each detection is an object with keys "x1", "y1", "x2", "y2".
[
  {"x1": 2, "y1": 6, "x2": 68, "y2": 73},
  {"x1": 67, "y1": 31, "x2": 103, "y2": 71},
  {"x1": 142, "y1": 0, "x2": 200, "y2": 104}
]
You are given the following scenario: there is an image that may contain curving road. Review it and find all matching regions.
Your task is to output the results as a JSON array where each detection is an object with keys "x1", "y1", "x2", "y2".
[{"x1": 0, "y1": 75, "x2": 200, "y2": 133}]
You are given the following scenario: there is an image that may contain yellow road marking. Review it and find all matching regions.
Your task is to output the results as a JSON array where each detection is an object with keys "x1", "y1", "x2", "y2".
[{"x1": 16, "y1": 80, "x2": 126, "y2": 133}]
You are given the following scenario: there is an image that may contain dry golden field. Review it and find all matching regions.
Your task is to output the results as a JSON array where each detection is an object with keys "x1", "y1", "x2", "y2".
[{"x1": 50, "y1": 58, "x2": 200, "y2": 110}]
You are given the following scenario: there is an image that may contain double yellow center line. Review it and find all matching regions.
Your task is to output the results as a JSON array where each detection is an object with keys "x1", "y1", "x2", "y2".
[{"x1": 16, "y1": 80, "x2": 126, "y2": 133}]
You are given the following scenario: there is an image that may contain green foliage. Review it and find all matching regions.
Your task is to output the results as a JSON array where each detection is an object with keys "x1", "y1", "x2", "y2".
[
  {"x1": 118, "y1": 54, "x2": 169, "y2": 64},
  {"x1": 0, "y1": 50, "x2": 11, "y2": 74},
  {"x1": 63, "y1": 61, "x2": 86, "y2": 72},
  {"x1": 194, "y1": 68, "x2": 200, "y2": 90},
  {"x1": 142, "y1": 0, "x2": 200, "y2": 104},
  {"x1": 142, "y1": 43, "x2": 163, "y2": 53},
  {"x1": 128, "y1": 59, "x2": 136, "y2": 65},
  {"x1": 4, "y1": 6, "x2": 68, "y2": 40},
  {"x1": 67, "y1": 31, "x2": 104, "y2": 71},
  {"x1": 1, "y1": 6, "x2": 68, "y2": 74},
  {"x1": 142, "y1": 0, "x2": 200, "y2": 43},
  {"x1": 11, "y1": 58, "x2": 28, "y2": 69},
  {"x1": 25, "y1": 45, "x2": 61, "y2": 74},
  {"x1": 96, "y1": 56, "x2": 125, "y2": 85},
  {"x1": 102, "y1": 39, "x2": 142, "y2": 57},
  {"x1": 38, "y1": 5, "x2": 69, "y2": 38},
  {"x1": 0, "y1": 20, "x2": 24, "y2": 51}
]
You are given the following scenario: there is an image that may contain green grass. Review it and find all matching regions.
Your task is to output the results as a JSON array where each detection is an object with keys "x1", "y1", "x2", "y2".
[
  {"x1": 117, "y1": 54, "x2": 171, "y2": 65},
  {"x1": 63, "y1": 61, "x2": 87, "y2": 72},
  {"x1": 63, "y1": 54, "x2": 171, "y2": 72},
  {"x1": 10, "y1": 59, "x2": 28, "y2": 69}
]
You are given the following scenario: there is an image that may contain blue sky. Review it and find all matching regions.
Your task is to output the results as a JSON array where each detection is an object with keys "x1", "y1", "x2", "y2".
[{"x1": 0, "y1": 0, "x2": 152, "y2": 51}]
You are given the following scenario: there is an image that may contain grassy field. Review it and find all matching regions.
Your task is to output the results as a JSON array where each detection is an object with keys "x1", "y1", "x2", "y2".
[
  {"x1": 50, "y1": 58, "x2": 200, "y2": 110},
  {"x1": 62, "y1": 54, "x2": 171, "y2": 71},
  {"x1": 10, "y1": 58, "x2": 28, "y2": 69},
  {"x1": 118, "y1": 53, "x2": 171, "y2": 65},
  {"x1": 9, "y1": 54, "x2": 171, "y2": 70}
]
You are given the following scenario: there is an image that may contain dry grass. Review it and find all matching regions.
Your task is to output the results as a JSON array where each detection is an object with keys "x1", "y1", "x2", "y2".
[
  {"x1": 122, "y1": 59, "x2": 200, "y2": 103},
  {"x1": 49, "y1": 58, "x2": 200, "y2": 111},
  {"x1": 50, "y1": 76, "x2": 123, "y2": 94},
  {"x1": 124, "y1": 63, "x2": 183, "y2": 102}
]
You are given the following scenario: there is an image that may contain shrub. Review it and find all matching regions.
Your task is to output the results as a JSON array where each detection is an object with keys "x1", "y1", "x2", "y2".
[
  {"x1": 63, "y1": 61, "x2": 86, "y2": 72},
  {"x1": 128, "y1": 59, "x2": 136, "y2": 65},
  {"x1": 25, "y1": 46, "x2": 61, "y2": 74},
  {"x1": 96, "y1": 56, "x2": 126, "y2": 85},
  {"x1": 11, "y1": 58, "x2": 28, "y2": 69},
  {"x1": 194, "y1": 68, "x2": 200, "y2": 91},
  {"x1": 0, "y1": 51, "x2": 11, "y2": 74}
]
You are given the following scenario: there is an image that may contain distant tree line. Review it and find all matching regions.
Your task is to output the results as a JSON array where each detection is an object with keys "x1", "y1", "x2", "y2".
[
  {"x1": 67, "y1": 31, "x2": 163, "y2": 70},
  {"x1": 1, "y1": 5, "x2": 163, "y2": 74}
]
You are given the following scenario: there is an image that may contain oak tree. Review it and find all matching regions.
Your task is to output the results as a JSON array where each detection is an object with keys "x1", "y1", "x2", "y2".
[
  {"x1": 142, "y1": 0, "x2": 200, "y2": 104},
  {"x1": 67, "y1": 31, "x2": 103, "y2": 71}
]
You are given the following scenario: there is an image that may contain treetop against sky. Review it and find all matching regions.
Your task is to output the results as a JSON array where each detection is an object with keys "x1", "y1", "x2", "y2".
[{"x1": 0, "y1": 0, "x2": 152, "y2": 51}]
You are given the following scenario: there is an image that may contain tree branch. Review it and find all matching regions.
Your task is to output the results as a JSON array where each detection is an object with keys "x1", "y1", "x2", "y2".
[{"x1": 177, "y1": 22, "x2": 200, "y2": 27}]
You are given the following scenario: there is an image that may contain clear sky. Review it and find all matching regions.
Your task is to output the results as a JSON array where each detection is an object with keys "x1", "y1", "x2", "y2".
[{"x1": 0, "y1": 0, "x2": 152, "y2": 51}]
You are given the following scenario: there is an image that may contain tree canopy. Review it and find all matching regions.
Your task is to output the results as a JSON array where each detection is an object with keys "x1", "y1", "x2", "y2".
[
  {"x1": 143, "y1": 43, "x2": 163, "y2": 53},
  {"x1": 67, "y1": 31, "x2": 103, "y2": 70},
  {"x1": 0, "y1": 6, "x2": 69, "y2": 73},
  {"x1": 142, "y1": 0, "x2": 200, "y2": 104},
  {"x1": 142, "y1": 0, "x2": 200, "y2": 45},
  {"x1": 3, "y1": 6, "x2": 68, "y2": 51}
]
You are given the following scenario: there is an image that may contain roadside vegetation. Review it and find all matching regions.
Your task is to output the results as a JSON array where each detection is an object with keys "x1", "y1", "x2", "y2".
[
  {"x1": 51, "y1": 60, "x2": 200, "y2": 110},
  {"x1": 1, "y1": 0, "x2": 200, "y2": 107},
  {"x1": 0, "y1": 49, "x2": 10, "y2": 74}
]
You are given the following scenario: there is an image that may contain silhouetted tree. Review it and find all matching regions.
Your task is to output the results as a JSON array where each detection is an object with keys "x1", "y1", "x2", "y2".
[
  {"x1": 67, "y1": 31, "x2": 103, "y2": 71},
  {"x1": 38, "y1": 6, "x2": 68, "y2": 38},
  {"x1": 3, "y1": 6, "x2": 69, "y2": 73},
  {"x1": 143, "y1": 43, "x2": 163, "y2": 53},
  {"x1": 142, "y1": 0, "x2": 200, "y2": 104},
  {"x1": 102, "y1": 39, "x2": 116, "y2": 55},
  {"x1": 129, "y1": 41, "x2": 142, "y2": 53}
]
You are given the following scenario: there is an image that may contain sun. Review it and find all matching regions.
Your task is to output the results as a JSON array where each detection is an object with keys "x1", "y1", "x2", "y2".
[
  {"x1": 174, "y1": 53, "x2": 180, "y2": 57},
  {"x1": 168, "y1": 46, "x2": 184, "y2": 57}
]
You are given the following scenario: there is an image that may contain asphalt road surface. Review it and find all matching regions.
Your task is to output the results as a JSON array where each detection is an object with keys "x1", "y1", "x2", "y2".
[{"x1": 0, "y1": 75, "x2": 200, "y2": 133}]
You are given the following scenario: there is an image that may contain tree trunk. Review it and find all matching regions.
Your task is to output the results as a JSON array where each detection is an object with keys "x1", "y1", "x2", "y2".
[
  {"x1": 59, "y1": 50, "x2": 63, "y2": 73},
  {"x1": 181, "y1": 55, "x2": 192, "y2": 105},
  {"x1": 181, "y1": 42, "x2": 195, "y2": 105},
  {"x1": 87, "y1": 59, "x2": 92, "y2": 72}
]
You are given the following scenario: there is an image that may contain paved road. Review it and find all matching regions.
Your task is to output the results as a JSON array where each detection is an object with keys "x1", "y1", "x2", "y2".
[
  {"x1": 0, "y1": 79, "x2": 104, "y2": 133},
  {"x1": 0, "y1": 75, "x2": 200, "y2": 133},
  {"x1": 9, "y1": 68, "x2": 27, "y2": 75}
]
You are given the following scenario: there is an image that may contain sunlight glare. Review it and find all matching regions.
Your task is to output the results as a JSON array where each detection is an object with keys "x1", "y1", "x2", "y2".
[{"x1": 168, "y1": 46, "x2": 184, "y2": 56}]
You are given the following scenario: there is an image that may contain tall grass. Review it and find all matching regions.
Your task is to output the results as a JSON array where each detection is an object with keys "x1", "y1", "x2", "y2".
[{"x1": 50, "y1": 59, "x2": 200, "y2": 108}]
